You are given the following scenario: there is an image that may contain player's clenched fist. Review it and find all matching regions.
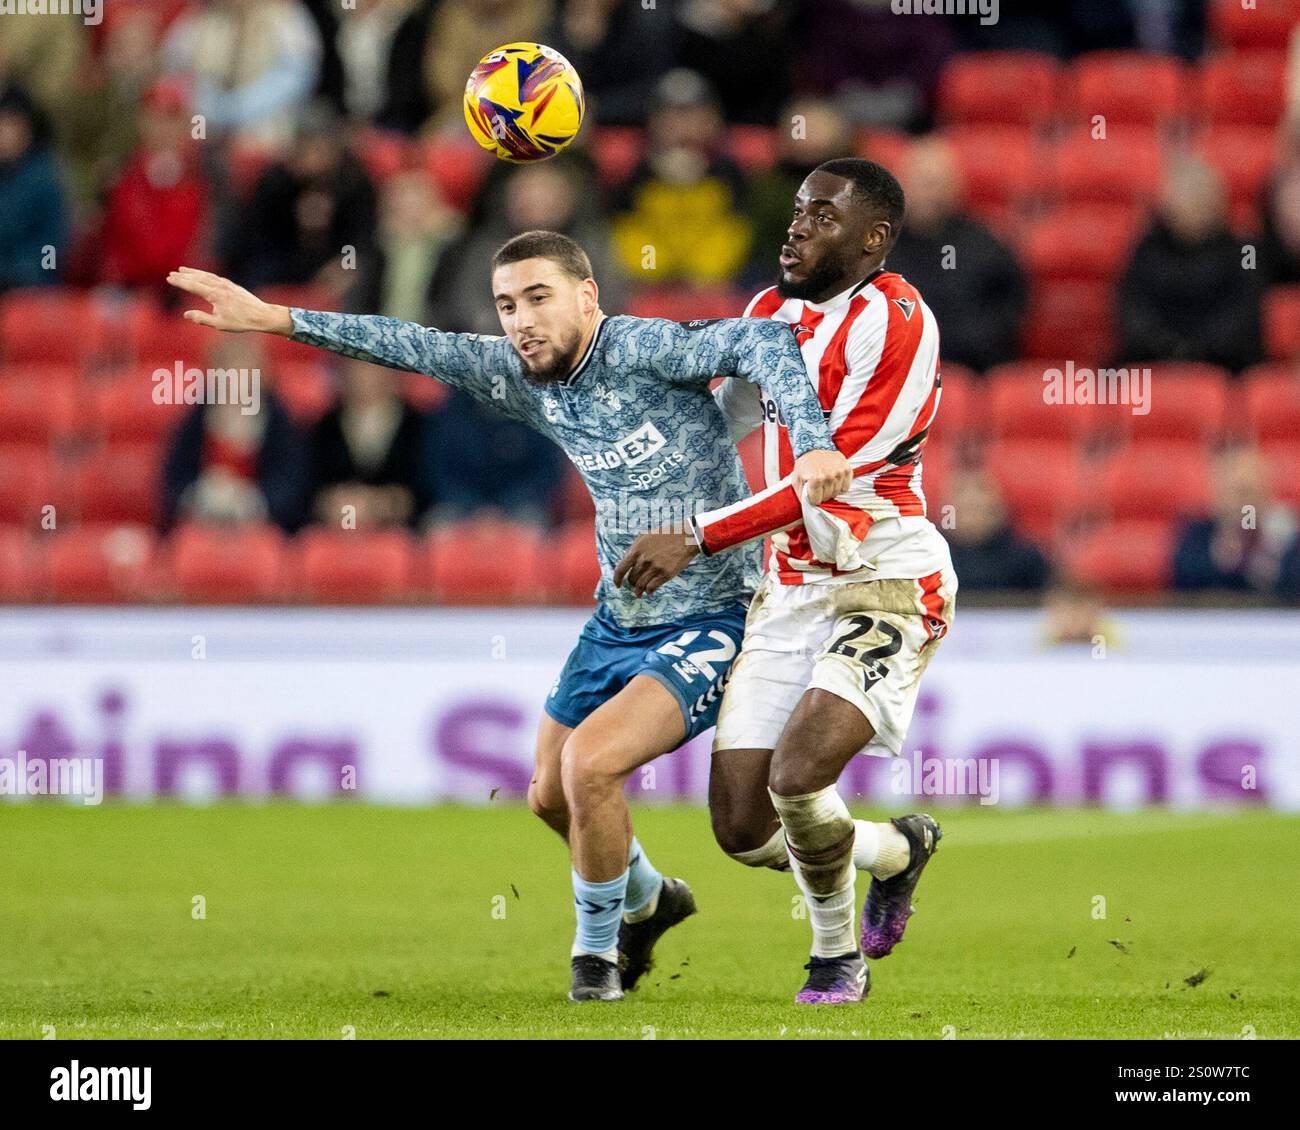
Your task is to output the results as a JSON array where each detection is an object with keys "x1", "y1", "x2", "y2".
[
  {"x1": 165, "y1": 267, "x2": 294, "y2": 336},
  {"x1": 791, "y1": 448, "x2": 852, "y2": 505}
]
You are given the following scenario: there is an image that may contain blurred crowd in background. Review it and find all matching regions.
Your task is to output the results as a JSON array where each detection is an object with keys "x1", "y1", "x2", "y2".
[{"x1": 1, "y1": 0, "x2": 1299, "y2": 612}]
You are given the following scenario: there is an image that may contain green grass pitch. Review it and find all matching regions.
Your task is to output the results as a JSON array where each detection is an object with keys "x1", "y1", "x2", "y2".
[{"x1": 2, "y1": 803, "x2": 1296, "y2": 1040}]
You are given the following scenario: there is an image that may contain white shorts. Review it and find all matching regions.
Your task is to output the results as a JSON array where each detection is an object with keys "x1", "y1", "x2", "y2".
[{"x1": 713, "y1": 568, "x2": 957, "y2": 758}]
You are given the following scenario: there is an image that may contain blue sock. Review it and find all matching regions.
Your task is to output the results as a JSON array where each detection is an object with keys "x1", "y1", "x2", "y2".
[
  {"x1": 572, "y1": 869, "x2": 629, "y2": 957},
  {"x1": 624, "y1": 837, "x2": 663, "y2": 916}
]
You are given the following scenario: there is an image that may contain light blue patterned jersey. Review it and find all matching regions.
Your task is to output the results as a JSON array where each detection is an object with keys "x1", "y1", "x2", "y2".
[{"x1": 288, "y1": 309, "x2": 835, "y2": 627}]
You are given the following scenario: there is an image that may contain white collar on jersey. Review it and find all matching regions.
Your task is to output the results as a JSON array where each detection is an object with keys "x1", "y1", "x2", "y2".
[
  {"x1": 799, "y1": 268, "x2": 885, "y2": 313},
  {"x1": 554, "y1": 312, "x2": 608, "y2": 388}
]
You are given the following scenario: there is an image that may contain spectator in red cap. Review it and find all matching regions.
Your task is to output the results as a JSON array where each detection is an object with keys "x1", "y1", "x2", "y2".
[{"x1": 98, "y1": 79, "x2": 210, "y2": 294}]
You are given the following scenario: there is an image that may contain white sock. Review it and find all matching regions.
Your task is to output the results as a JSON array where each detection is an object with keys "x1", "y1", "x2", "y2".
[
  {"x1": 725, "y1": 819, "x2": 904, "y2": 878},
  {"x1": 769, "y1": 786, "x2": 858, "y2": 958},
  {"x1": 851, "y1": 819, "x2": 879, "y2": 871},
  {"x1": 869, "y1": 822, "x2": 911, "y2": 879},
  {"x1": 727, "y1": 827, "x2": 790, "y2": 870},
  {"x1": 570, "y1": 943, "x2": 619, "y2": 964}
]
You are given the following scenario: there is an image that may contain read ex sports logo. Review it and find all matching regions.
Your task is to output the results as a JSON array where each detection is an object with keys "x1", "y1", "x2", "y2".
[{"x1": 569, "y1": 421, "x2": 686, "y2": 488}]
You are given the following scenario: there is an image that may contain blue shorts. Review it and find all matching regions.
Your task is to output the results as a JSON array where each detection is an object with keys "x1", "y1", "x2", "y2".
[{"x1": 545, "y1": 602, "x2": 749, "y2": 740}]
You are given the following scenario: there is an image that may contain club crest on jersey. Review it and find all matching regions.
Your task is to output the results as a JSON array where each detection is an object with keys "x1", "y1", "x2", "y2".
[
  {"x1": 892, "y1": 297, "x2": 916, "y2": 321},
  {"x1": 593, "y1": 383, "x2": 622, "y2": 412}
]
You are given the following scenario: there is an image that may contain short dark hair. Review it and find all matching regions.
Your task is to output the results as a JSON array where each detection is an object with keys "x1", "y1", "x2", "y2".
[
  {"x1": 815, "y1": 158, "x2": 906, "y2": 248},
  {"x1": 491, "y1": 229, "x2": 593, "y2": 281}
]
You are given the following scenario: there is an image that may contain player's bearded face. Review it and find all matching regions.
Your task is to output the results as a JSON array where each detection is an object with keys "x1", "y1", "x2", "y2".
[
  {"x1": 776, "y1": 237, "x2": 862, "y2": 301},
  {"x1": 494, "y1": 262, "x2": 591, "y2": 383},
  {"x1": 516, "y1": 319, "x2": 584, "y2": 382}
]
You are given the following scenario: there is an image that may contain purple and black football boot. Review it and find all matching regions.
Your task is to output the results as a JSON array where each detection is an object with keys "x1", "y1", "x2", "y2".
[
  {"x1": 794, "y1": 953, "x2": 870, "y2": 1005},
  {"x1": 860, "y1": 813, "x2": 942, "y2": 959}
]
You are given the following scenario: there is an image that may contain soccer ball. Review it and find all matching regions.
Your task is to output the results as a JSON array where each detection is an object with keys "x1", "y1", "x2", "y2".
[{"x1": 463, "y1": 42, "x2": 585, "y2": 163}]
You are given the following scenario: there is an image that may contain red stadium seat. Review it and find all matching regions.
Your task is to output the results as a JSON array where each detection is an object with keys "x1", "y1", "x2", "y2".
[
  {"x1": 0, "y1": 289, "x2": 99, "y2": 365},
  {"x1": 0, "y1": 445, "x2": 55, "y2": 526},
  {"x1": 0, "y1": 362, "x2": 79, "y2": 392},
  {"x1": 984, "y1": 439, "x2": 1086, "y2": 539},
  {"x1": 857, "y1": 128, "x2": 913, "y2": 174},
  {"x1": 1261, "y1": 441, "x2": 1300, "y2": 508},
  {"x1": 354, "y1": 130, "x2": 408, "y2": 185},
  {"x1": 1197, "y1": 51, "x2": 1289, "y2": 127},
  {"x1": 554, "y1": 519, "x2": 601, "y2": 604},
  {"x1": 295, "y1": 528, "x2": 419, "y2": 603},
  {"x1": 128, "y1": 302, "x2": 219, "y2": 368},
  {"x1": 986, "y1": 363, "x2": 1094, "y2": 441},
  {"x1": 43, "y1": 524, "x2": 158, "y2": 603},
  {"x1": 556, "y1": 464, "x2": 595, "y2": 524},
  {"x1": 167, "y1": 522, "x2": 289, "y2": 602},
  {"x1": 1049, "y1": 128, "x2": 1164, "y2": 206},
  {"x1": 225, "y1": 138, "x2": 275, "y2": 198},
  {"x1": 67, "y1": 442, "x2": 162, "y2": 525},
  {"x1": 1067, "y1": 519, "x2": 1175, "y2": 593},
  {"x1": 932, "y1": 362, "x2": 976, "y2": 439},
  {"x1": 1021, "y1": 281, "x2": 1116, "y2": 362},
  {"x1": 421, "y1": 137, "x2": 492, "y2": 212},
  {"x1": 0, "y1": 525, "x2": 35, "y2": 599},
  {"x1": 936, "y1": 52, "x2": 1061, "y2": 128},
  {"x1": 272, "y1": 361, "x2": 334, "y2": 425},
  {"x1": 1064, "y1": 51, "x2": 1190, "y2": 128},
  {"x1": 588, "y1": 127, "x2": 644, "y2": 190},
  {"x1": 1196, "y1": 125, "x2": 1280, "y2": 232},
  {"x1": 400, "y1": 371, "x2": 448, "y2": 412},
  {"x1": 1097, "y1": 441, "x2": 1213, "y2": 522},
  {"x1": 1263, "y1": 285, "x2": 1300, "y2": 360},
  {"x1": 728, "y1": 125, "x2": 777, "y2": 173},
  {"x1": 426, "y1": 518, "x2": 552, "y2": 603},
  {"x1": 918, "y1": 439, "x2": 952, "y2": 519},
  {"x1": 92, "y1": 371, "x2": 191, "y2": 444},
  {"x1": 1208, "y1": 0, "x2": 1300, "y2": 52},
  {"x1": 1119, "y1": 363, "x2": 1231, "y2": 444},
  {"x1": 1020, "y1": 205, "x2": 1142, "y2": 283},
  {"x1": 0, "y1": 379, "x2": 79, "y2": 445},
  {"x1": 625, "y1": 288, "x2": 748, "y2": 321},
  {"x1": 944, "y1": 127, "x2": 1039, "y2": 216},
  {"x1": 1240, "y1": 363, "x2": 1300, "y2": 442}
]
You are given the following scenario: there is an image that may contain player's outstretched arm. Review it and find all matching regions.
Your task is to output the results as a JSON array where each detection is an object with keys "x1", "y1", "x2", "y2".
[
  {"x1": 665, "y1": 317, "x2": 850, "y2": 504},
  {"x1": 166, "y1": 267, "x2": 527, "y2": 413}
]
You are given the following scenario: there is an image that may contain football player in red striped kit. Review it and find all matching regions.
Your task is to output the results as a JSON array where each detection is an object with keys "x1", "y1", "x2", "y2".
[{"x1": 614, "y1": 159, "x2": 957, "y2": 1004}]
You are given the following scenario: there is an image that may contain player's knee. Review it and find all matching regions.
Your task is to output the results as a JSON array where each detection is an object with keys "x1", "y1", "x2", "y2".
[
  {"x1": 714, "y1": 817, "x2": 789, "y2": 870},
  {"x1": 559, "y1": 733, "x2": 623, "y2": 803},
  {"x1": 710, "y1": 804, "x2": 769, "y2": 858},
  {"x1": 526, "y1": 776, "x2": 565, "y2": 823},
  {"x1": 768, "y1": 754, "x2": 817, "y2": 800}
]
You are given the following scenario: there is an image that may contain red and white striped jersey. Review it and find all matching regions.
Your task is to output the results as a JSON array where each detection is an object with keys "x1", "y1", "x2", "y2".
[{"x1": 695, "y1": 270, "x2": 953, "y2": 585}]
